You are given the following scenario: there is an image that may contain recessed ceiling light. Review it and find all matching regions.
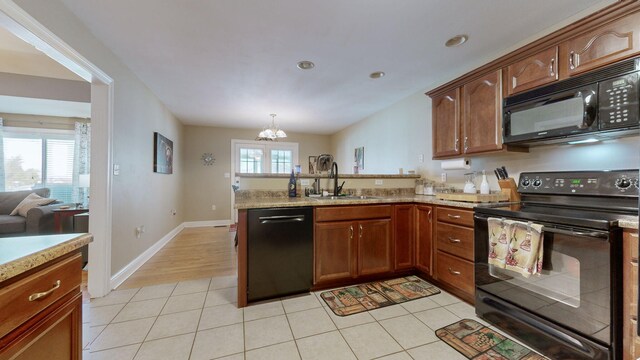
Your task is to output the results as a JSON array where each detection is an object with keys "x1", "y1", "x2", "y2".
[
  {"x1": 445, "y1": 34, "x2": 468, "y2": 47},
  {"x1": 297, "y1": 60, "x2": 315, "y2": 70},
  {"x1": 369, "y1": 71, "x2": 385, "y2": 79}
]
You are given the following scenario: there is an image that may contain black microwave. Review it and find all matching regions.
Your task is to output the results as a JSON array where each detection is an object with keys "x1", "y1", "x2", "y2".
[{"x1": 503, "y1": 57, "x2": 640, "y2": 145}]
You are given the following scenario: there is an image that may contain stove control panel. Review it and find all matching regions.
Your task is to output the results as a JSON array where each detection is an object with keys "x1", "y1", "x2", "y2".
[{"x1": 519, "y1": 169, "x2": 639, "y2": 196}]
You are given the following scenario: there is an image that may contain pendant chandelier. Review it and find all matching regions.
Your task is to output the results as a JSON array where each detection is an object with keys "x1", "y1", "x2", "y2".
[{"x1": 256, "y1": 114, "x2": 287, "y2": 141}]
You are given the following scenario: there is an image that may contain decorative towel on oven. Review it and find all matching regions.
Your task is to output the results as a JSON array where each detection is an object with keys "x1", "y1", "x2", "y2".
[
  {"x1": 487, "y1": 218, "x2": 544, "y2": 278},
  {"x1": 487, "y1": 217, "x2": 510, "y2": 268},
  {"x1": 505, "y1": 220, "x2": 544, "y2": 278}
]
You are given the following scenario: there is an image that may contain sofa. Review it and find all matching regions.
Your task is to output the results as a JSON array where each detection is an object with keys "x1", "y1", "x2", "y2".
[{"x1": 0, "y1": 188, "x2": 68, "y2": 237}]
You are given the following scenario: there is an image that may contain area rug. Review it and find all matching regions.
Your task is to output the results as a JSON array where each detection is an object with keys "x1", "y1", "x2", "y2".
[
  {"x1": 320, "y1": 275, "x2": 440, "y2": 316},
  {"x1": 436, "y1": 319, "x2": 548, "y2": 360}
]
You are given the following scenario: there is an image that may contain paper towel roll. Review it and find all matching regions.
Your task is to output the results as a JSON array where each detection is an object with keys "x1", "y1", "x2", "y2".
[{"x1": 441, "y1": 158, "x2": 470, "y2": 170}]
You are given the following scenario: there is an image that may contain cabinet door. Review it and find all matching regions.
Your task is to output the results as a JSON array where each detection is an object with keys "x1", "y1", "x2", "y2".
[
  {"x1": 507, "y1": 47, "x2": 558, "y2": 95},
  {"x1": 0, "y1": 294, "x2": 82, "y2": 360},
  {"x1": 393, "y1": 205, "x2": 415, "y2": 270},
  {"x1": 432, "y1": 88, "x2": 461, "y2": 158},
  {"x1": 357, "y1": 219, "x2": 392, "y2": 276},
  {"x1": 623, "y1": 229, "x2": 639, "y2": 360},
  {"x1": 562, "y1": 11, "x2": 640, "y2": 76},
  {"x1": 415, "y1": 205, "x2": 433, "y2": 275},
  {"x1": 463, "y1": 70, "x2": 503, "y2": 154},
  {"x1": 314, "y1": 221, "x2": 356, "y2": 284}
]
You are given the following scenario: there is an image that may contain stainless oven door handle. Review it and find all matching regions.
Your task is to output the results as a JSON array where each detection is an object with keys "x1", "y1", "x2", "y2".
[{"x1": 541, "y1": 226, "x2": 608, "y2": 239}]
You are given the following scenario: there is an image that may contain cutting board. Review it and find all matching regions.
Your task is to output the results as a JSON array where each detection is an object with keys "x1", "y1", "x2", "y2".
[{"x1": 436, "y1": 192, "x2": 510, "y2": 203}]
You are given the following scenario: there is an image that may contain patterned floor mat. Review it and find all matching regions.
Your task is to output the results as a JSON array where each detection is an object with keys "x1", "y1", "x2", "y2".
[
  {"x1": 320, "y1": 276, "x2": 440, "y2": 316},
  {"x1": 436, "y1": 319, "x2": 548, "y2": 360}
]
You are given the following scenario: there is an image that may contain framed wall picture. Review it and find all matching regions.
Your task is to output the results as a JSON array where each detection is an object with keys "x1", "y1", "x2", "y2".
[
  {"x1": 354, "y1": 146, "x2": 364, "y2": 171},
  {"x1": 308, "y1": 156, "x2": 317, "y2": 174},
  {"x1": 154, "y1": 132, "x2": 173, "y2": 174}
]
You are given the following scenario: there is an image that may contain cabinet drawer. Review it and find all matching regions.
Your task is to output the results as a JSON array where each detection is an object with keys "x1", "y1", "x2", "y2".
[
  {"x1": 315, "y1": 205, "x2": 392, "y2": 222},
  {"x1": 436, "y1": 251, "x2": 474, "y2": 296},
  {"x1": 0, "y1": 254, "x2": 81, "y2": 339},
  {"x1": 436, "y1": 222, "x2": 474, "y2": 261},
  {"x1": 436, "y1": 207, "x2": 474, "y2": 227}
]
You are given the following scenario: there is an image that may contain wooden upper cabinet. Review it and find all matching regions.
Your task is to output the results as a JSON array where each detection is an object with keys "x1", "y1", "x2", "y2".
[
  {"x1": 432, "y1": 88, "x2": 460, "y2": 159},
  {"x1": 507, "y1": 47, "x2": 558, "y2": 95},
  {"x1": 462, "y1": 69, "x2": 503, "y2": 154},
  {"x1": 561, "y1": 11, "x2": 640, "y2": 77}
]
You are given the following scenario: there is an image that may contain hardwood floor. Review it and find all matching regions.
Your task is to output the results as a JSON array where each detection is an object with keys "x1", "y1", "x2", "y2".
[{"x1": 118, "y1": 226, "x2": 237, "y2": 289}]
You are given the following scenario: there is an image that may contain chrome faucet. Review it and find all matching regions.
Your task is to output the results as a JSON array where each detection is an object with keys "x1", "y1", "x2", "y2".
[{"x1": 330, "y1": 162, "x2": 339, "y2": 196}]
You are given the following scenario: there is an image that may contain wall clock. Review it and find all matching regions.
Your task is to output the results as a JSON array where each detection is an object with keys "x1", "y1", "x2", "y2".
[{"x1": 201, "y1": 153, "x2": 215, "y2": 166}]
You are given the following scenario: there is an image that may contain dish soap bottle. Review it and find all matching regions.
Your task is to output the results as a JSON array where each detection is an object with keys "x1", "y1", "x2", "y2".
[
  {"x1": 288, "y1": 169, "x2": 296, "y2": 197},
  {"x1": 480, "y1": 170, "x2": 490, "y2": 195}
]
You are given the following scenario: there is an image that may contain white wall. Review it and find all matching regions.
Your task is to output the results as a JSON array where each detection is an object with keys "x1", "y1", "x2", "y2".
[
  {"x1": 15, "y1": 0, "x2": 185, "y2": 275},
  {"x1": 331, "y1": 91, "x2": 640, "y2": 191}
]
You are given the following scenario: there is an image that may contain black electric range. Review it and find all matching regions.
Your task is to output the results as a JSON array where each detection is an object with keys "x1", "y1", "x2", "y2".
[{"x1": 474, "y1": 169, "x2": 638, "y2": 360}]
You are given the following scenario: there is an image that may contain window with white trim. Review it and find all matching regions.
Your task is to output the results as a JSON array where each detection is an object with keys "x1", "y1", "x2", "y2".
[
  {"x1": 3, "y1": 128, "x2": 75, "y2": 202},
  {"x1": 234, "y1": 140, "x2": 298, "y2": 174}
]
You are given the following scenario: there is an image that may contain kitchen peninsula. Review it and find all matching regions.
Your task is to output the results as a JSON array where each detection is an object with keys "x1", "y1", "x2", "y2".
[{"x1": 0, "y1": 233, "x2": 92, "y2": 359}]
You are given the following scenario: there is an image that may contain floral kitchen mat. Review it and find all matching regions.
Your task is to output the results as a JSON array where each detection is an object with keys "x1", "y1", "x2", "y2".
[
  {"x1": 436, "y1": 319, "x2": 548, "y2": 360},
  {"x1": 320, "y1": 276, "x2": 440, "y2": 316}
]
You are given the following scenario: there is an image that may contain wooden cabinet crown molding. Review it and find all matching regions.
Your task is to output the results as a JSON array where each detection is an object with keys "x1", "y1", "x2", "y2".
[{"x1": 426, "y1": 0, "x2": 640, "y2": 98}]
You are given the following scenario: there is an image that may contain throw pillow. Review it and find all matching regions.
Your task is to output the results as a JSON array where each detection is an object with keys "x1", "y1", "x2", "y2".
[{"x1": 10, "y1": 192, "x2": 57, "y2": 217}]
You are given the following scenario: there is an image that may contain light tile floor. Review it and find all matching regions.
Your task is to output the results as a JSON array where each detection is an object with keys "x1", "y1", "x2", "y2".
[{"x1": 83, "y1": 276, "x2": 522, "y2": 360}]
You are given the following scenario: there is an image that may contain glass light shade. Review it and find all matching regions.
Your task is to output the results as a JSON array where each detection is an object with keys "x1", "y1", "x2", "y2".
[{"x1": 275, "y1": 129, "x2": 287, "y2": 138}]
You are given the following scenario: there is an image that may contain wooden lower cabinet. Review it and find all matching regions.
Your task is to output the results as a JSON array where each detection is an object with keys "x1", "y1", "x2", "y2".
[
  {"x1": 415, "y1": 205, "x2": 433, "y2": 275},
  {"x1": 0, "y1": 253, "x2": 83, "y2": 360},
  {"x1": 623, "y1": 229, "x2": 639, "y2": 359},
  {"x1": 393, "y1": 205, "x2": 415, "y2": 271},
  {"x1": 314, "y1": 205, "x2": 392, "y2": 285},
  {"x1": 358, "y1": 219, "x2": 392, "y2": 276},
  {"x1": 434, "y1": 206, "x2": 475, "y2": 302},
  {"x1": 314, "y1": 221, "x2": 356, "y2": 284}
]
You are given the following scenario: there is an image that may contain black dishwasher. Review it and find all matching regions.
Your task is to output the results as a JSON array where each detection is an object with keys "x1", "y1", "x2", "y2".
[{"x1": 247, "y1": 207, "x2": 313, "y2": 302}]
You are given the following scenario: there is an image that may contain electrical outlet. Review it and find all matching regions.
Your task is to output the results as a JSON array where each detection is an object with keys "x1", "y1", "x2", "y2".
[
  {"x1": 113, "y1": 164, "x2": 120, "y2": 176},
  {"x1": 418, "y1": 154, "x2": 424, "y2": 163},
  {"x1": 441, "y1": 173, "x2": 447, "y2": 182},
  {"x1": 135, "y1": 226, "x2": 142, "y2": 238},
  {"x1": 301, "y1": 179, "x2": 310, "y2": 186},
  {"x1": 211, "y1": 205, "x2": 216, "y2": 211},
  {"x1": 170, "y1": 209, "x2": 176, "y2": 216},
  {"x1": 375, "y1": 179, "x2": 383, "y2": 185}
]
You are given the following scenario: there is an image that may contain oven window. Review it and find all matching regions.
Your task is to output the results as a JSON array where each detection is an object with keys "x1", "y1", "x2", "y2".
[
  {"x1": 490, "y1": 250, "x2": 580, "y2": 308},
  {"x1": 510, "y1": 97, "x2": 584, "y2": 136}
]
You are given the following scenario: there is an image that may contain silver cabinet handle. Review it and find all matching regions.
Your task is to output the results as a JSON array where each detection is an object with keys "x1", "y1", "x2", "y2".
[
  {"x1": 448, "y1": 268, "x2": 461, "y2": 276},
  {"x1": 29, "y1": 280, "x2": 61, "y2": 302},
  {"x1": 464, "y1": 137, "x2": 469, "y2": 152},
  {"x1": 569, "y1": 51, "x2": 576, "y2": 70},
  {"x1": 549, "y1": 58, "x2": 555, "y2": 77},
  {"x1": 631, "y1": 257, "x2": 638, "y2": 265},
  {"x1": 447, "y1": 214, "x2": 461, "y2": 219},
  {"x1": 448, "y1": 237, "x2": 461, "y2": 243},
  {"x1": 349, "y1": 225, "x2": 353, "y2": 240},
  {"x1": 359, "y1": 224, "x2": 363, "y2": 238},
  {"x1": 428, "y1": 210, "x2": 432, "y2": 222},
  {"x1": 454, "y1": 138, "x2": 459, "y2": 152}
]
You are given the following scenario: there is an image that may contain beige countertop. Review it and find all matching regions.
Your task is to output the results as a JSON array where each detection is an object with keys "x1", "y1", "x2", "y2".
[
  {"x1": 234, "y1": 194, "x2": 479, "y2": 210},
  {"x1": 0, "y1": 233, "x2": 93, "y2": 282},
  {"x1": 235, "y1": 195, "x2": 639, "y2": 229}
]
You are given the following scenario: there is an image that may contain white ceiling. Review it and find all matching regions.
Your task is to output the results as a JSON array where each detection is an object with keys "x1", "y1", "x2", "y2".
[{"x1": 59, "y1": 0, "x2": 612, "y2": 134}]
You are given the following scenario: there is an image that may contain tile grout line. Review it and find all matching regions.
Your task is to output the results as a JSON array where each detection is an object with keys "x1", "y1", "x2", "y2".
[
  {"x1": 87, "y1": 287, "x2": 143, "y2": 353},
  {"x1": 187, "y1": 279, "x2": 210, "y2": 360},
  {"x1": 129, "y1": 284, "x2": 176, "y2": 359}
]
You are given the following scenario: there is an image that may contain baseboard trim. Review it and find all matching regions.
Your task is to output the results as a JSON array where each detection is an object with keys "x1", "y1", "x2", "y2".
[
  {"x1": 109, "y1": 219, "x2": 233, "y2": 290},
  {"x1": 183, "y1": 220, "x2": 233, "y2": 228},
  {"x1": 110, "y1": 223, "x2": 185, "y2": 289}
]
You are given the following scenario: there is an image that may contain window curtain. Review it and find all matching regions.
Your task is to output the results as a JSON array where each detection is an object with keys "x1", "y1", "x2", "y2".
[
  {"x1": 73, "y1": 122, "x2": 91, "y2": 206},
  {"x1": 0, "y1": 118, "x2": 4, "y2": 192}
]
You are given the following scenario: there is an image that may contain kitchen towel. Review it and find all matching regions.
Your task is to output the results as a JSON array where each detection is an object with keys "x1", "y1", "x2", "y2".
[
  {"x1": 505, "y1": 220, "x2": 544, "y2": 278},
  {"x1": 487, "y1": 217, "x2": 510, "y2": 268}
]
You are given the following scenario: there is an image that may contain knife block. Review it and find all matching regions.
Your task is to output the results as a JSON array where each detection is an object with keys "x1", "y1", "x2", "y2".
[{"x1": 498, "y1": 178, "x2": 521, "y2": 202}]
